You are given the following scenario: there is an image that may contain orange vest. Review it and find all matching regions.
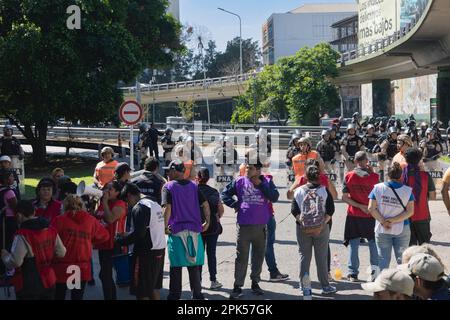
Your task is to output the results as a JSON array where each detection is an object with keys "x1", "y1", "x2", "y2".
[
  {"x1": 95, "y1": 160, "x2": 118, "y2": 188},
  {"x1": 184, "y1": 160, "x2": 194, "y2": 180},
  {"x1": 292, "y1": 151, "x2": 319, "y2": 178}
]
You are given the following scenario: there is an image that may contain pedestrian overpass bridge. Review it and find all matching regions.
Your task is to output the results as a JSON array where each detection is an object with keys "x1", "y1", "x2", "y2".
[
  {"x1": 121, "y1": 73, "x2": 257, "y2": 104},
  {"x1": 335, "y1": 0, "x2": 450, "y2": 84}
]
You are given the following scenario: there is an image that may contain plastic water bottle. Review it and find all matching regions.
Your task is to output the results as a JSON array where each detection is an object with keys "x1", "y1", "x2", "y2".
[
  {"x1": 333, "y1": 254, "x2": 343, "y2": 281},
  {"x1": 301, "y1": 273, "x2": 312, "y2": 300}
]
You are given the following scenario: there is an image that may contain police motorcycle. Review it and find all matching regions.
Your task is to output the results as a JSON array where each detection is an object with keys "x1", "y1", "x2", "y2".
[
  {"x1": 161, "y1": 127, "x2": 176, "y2": 176},
  {"x1": 213, "y1": 136, "x2": 238, "y2": 189},
  {"x1": 339, "y1": 124, "x2": 363, "y2": 181},
  {"x1": 316, "y1": 129, "x2": 339, "y2": 184},
  {"x1": 286, "y1": 131, "x2": 301, "y2": 185},
  {"x1": 420, "y1": 128, "x2": 444, "y2": 179},
  {"x1": 363, "y1": 124, "x2": 380, "y2": 170}
]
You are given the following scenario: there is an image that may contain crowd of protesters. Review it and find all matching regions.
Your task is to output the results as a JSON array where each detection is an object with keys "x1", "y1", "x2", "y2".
[{"x1": 0, "y1": 125, "x2": 448, "y2": 301}]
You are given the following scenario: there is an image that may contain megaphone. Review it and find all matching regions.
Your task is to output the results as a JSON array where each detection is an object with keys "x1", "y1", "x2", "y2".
[{"x1": 76, "y1": 181, "x2": 103, "y2": 198}]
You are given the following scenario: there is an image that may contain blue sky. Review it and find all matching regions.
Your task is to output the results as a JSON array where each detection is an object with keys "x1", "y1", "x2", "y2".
[{"x1": 180, "y1": 0, "x2": 356, "y2": 52}]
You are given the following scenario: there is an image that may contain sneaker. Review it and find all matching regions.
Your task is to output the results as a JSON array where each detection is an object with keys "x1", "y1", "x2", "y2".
[
  {"x1": 251, "y1": 282, "x2": 264, "y2": 296},
  {"x1": 229, "y1": 286, "x2": 243, "y2": 300},
  {"x1": 321, "y1": 285, "x2": 337, "y2": 295},
  {"x1": 346, "y1": 274, "x2": 359, "y2": 282},
  {"x1": 269, "y1": 272, "x2": 290, "y2": 282},
  {"x1": 210, "y1": 280, "x2": 223, "y2": 290}
]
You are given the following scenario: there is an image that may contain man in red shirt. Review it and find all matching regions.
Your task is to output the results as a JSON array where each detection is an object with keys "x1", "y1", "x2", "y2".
[{"x1": 342, "y1": 151, "x2": 379, "y2": 282}]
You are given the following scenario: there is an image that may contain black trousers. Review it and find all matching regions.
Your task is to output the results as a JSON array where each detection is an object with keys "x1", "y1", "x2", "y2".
[
  {"x1": 149, "y1": 143, "x2": 159, "y2": 159},
  {"x1": 98, "y1": 249, "x2": 117, "y2": 300},
  {"x1": 409, "y1": 220, "x2": 432, "y2": 245},
  {"x1": 167, "y1": 266, "x2": 202, "y2": 300},
  {"x1": 16, "y1": 286, "x2": 55, "y2": 300},
  {"x1": 55, "y1": 282, "x2": 87, "y2": 300}
]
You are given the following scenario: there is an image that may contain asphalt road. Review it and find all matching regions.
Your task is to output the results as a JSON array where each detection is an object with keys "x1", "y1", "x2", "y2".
[{"x1": 1, "y1": 145, "x2": 448, "y2": 300}]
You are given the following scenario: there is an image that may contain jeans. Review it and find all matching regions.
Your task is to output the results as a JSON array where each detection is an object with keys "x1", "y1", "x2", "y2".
[
  {"x1": 347, "y1": 238, "x2": 378, "y2": 276},
  {"x1": 265, "y1": 216, "x2": 279, "y2": 276},
  {"x1": 200, "y1": 233, "x2": 219, "y2": 282},
  {"x1": 375, "y1": 224, "x2": 411, "y2": 271}
]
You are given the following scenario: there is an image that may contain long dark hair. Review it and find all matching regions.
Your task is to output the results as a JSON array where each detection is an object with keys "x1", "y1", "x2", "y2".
[{"x1": 403, "y1": 148, "x2": 423, "y2": 201}]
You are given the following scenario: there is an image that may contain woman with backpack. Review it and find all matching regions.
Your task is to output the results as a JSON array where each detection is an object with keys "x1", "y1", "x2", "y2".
[
  {"x1": 196, "y1": 168, "x2": 224, "y2": 290},
  {"x1": 291, "y1": 165, "x2": 337, "y2": 296},
  {"x1": 368, "y1": 162, "x2": 414, "y2": 271}
]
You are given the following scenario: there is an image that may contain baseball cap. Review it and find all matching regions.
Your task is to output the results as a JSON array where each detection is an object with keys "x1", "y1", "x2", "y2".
[
  {"x1": 0, "y1": 156, "x2": 11, "y2": 163},
  {"x1": 163, "y1": 160, "x2": 185, "y2": 172},
  {"x1": 400, "y1": 253, "x2": 445, "y2": 282},
  {"x1": 361, "y1": 268, "x2": 414, "y2": 297}
]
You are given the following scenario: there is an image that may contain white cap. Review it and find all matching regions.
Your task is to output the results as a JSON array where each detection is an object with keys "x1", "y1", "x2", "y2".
[
  {"x1": 400, "y1": 253, "x2": 445, "y2": 282},
  {"x1": 0, "y1": 155, "x2": 11, "y2": 163},
  {"x1": 361, "y1": 268, "x2": 414, "y2": 297}
]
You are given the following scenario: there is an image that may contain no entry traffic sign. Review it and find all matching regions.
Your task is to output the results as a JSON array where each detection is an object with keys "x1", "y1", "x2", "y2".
[{"x1": 119, "y1": 100, "x2": 143, "y2": 125}]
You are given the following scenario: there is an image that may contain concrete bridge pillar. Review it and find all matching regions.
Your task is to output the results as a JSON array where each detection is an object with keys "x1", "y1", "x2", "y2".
[
  {"x1": 372, "y1": 79, "x2": 392, "y2": 118},
  {"x1": 437, "y1": 67, "x2": 450, "y2": 126}
]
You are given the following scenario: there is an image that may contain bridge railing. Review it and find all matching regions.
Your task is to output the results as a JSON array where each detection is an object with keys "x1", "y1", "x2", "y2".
[
  {"x1": 120, "y1": 72, "x2": 258, "y2": 95},
  {"x1": 338, "y1": 10, "x2": 423, "y2": 63}
]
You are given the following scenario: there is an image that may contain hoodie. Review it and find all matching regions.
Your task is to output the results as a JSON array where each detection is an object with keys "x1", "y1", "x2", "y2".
[
  {"x1": 51, "y1": 211, "x2": 109, "y2": 283},
  {"x1": 343, "y1": 167, "x2": 379, "y2": 218}
]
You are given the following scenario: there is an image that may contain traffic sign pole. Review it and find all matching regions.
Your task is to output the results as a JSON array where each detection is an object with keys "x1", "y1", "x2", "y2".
[{"x1": 119, "y1": 95, "x2": 143, "y2": 171}]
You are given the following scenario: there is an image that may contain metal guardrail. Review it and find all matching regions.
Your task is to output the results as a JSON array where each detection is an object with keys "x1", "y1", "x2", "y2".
[
  {"x1": 1, "y1": 125, "x2": 326, "y2": 148},
  {"x1": 338, "y1": 12, "x2": 423, "y2": 63},
  {"x1": 119, "y1": 72, "x2": 258, "y2": 94}
]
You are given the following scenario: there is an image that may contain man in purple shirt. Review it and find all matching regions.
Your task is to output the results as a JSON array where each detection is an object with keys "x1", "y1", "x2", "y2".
[
  {"x1": 221, "y1": 160, "x2": 279, "y2": 299},
  {"x1": 162, "y1": 160, "x2": 210, "y2": 300}
]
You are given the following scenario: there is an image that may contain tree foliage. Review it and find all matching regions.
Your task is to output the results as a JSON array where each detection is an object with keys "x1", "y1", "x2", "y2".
[
  {"x1": 231, "y1": 43, "x2": 340, "y2": 125},
  {"x1": 0, "y1": 0, "x2": 182, "y2": 164},
  {"x1": 177, "y1": 98, "x2": 195, "y2": 122}
]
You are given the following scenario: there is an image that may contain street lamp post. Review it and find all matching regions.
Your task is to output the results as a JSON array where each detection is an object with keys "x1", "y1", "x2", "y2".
[
  {"x1": 198, "y1": 38, "x2": 211, "y2": 126},
  {"x1": 218, "y1": 7, "x2": 242, "y2": 75}
]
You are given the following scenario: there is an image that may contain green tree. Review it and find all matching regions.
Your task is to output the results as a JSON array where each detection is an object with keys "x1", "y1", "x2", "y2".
[
  {"x1": 178, "y1": 98, "x2": 196, "y2": 122},
  {"x1": 231, "y1": 43, "x2": 339, "y2": 126},
  {"x1": 0, "y1": 0, "x2": 182, "y2": 164},
  {"x1": 280, "y1": 43, "x2": 340, "y2": 125}
]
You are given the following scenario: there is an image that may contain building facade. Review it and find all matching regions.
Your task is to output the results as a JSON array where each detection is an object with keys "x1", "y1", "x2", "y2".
[
  {"x1": 330, "y1": 14, "x2": 361, "y2": 118},
  {"x1": 262, "y1": 3, "x2": 357, "y2": 65}
]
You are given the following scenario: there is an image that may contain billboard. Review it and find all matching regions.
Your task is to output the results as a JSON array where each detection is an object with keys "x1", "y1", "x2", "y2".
[{"x1": 358, "y1": 0, "x2": 430, "y2": 47}]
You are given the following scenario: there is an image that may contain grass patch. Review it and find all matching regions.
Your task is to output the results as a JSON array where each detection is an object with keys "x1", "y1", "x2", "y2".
[{"x1": 23, "y1": 155, "x2": 98, "y2": 199}]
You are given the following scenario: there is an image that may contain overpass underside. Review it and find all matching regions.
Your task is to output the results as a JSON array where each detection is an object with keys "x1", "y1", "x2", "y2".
[{"x1": 334, "y1": 0, "x2": 450, "y2": 123}]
